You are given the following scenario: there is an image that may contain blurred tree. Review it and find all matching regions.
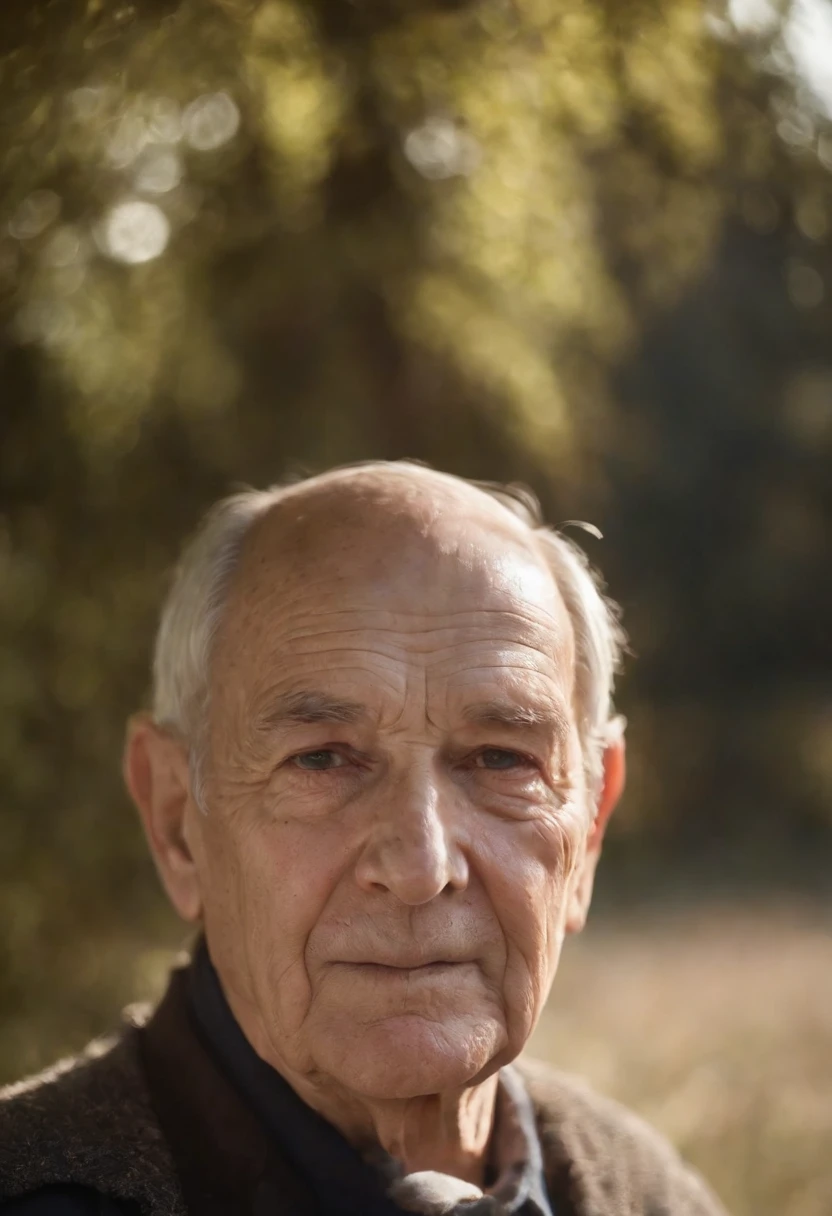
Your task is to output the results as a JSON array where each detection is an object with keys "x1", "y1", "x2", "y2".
[{"x1": 0, "y1": 0, "x2": 830, "y2": 1078}]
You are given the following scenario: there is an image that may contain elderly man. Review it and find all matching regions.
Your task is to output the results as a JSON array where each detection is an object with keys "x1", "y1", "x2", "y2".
[{"x1": 0, "y1": 462, "x2": 725, "y2": 1216}]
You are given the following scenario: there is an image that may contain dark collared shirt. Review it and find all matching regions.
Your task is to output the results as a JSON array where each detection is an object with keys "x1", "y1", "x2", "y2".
[{"x1": 188, "y1": 942, "x2": 553, "y2": 1216}]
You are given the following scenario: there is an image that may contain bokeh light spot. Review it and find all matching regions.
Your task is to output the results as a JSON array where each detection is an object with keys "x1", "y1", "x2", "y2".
[
  {"x1": 403, "y1": 117, "x2": 481, "y2": 181},
  {"x1": 106, "y1": 113, "x2": 149, "y2": 168},
  {"x1": 100, "y1": 200, "x2": 170, "y2": 264},
  {"x1": 728, "y1": 0, "x2": 779, "y2": 36},
  {"x1": 785, "y1": 368, "x2": 832, "y2": 444},
  {"x1": 66, "y1": 86, "x2": 112, "y2": 122},
  {"x1": 146, "y1": 97, "x2": 182, "y2": 144},
  {"x1": 182, "y1": 91, "x2": 240, "y2": 151},
  {"x1": 13, "y1": 299, "x2": 75, "y2": 346},
  {"x1": 8, "y1": 191, "x2": 61, "y2": 240},
  {"x1": 134, "y1": 148, "x2": 183, "y2": 195},
  {"x1": 41, "y1": 225, "x2": 85, "y2": 268},
  {"x1": 795, "y1": 194, "x2": 828, "y2": 241},
  {"x1": 786, "y1": 258, "x2": 825, "y2": 308}
]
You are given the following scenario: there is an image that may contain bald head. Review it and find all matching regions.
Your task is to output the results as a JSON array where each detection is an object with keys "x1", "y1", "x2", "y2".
[
  {"x1": 152, "y1": 461, "x2": 624, "y2": 796},
  {"x1": 229, "y1": 465, "x2": 557, "y2": 621},
  {"x1": 245, "y1": 463, "x2": 546, "y2": 561}
]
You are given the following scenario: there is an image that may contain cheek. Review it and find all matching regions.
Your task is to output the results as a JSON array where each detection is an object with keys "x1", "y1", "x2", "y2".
[
  {"x1": 476, "y1": 804, "x2": 587, "y2": 1035},
  {"x1": 199, "y1": 808, "x2": 346, "y2": 1023}
]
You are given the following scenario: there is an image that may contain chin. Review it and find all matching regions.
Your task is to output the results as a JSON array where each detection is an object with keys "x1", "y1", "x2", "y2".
[{"x1": 316, "y1": 1014, "x2": 508, "y2": 1100}]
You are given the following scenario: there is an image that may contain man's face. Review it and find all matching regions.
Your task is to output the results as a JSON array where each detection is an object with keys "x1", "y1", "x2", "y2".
[{"x1": 185, "y1": 484, "x2": 594, "y2": 1101}]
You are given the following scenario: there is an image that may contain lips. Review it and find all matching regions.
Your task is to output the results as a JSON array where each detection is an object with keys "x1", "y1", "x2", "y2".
[
  {"x1": 332, "y1": 958, "x2": 473, "y2": 976},
  {"x1": 350, "y1": 960, "x2": 458, "y2": 971},
  {"x1": 333, "y1": 961, "x2": 475, "y2": 989}
]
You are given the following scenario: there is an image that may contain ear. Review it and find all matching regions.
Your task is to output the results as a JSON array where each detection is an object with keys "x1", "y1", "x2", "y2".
[
  {"x1": 123, "y1": 713, "x2": 203, "y2": 923},
  {"x1": 565, "y1": 720, "x2": 626, "y2": 936}
]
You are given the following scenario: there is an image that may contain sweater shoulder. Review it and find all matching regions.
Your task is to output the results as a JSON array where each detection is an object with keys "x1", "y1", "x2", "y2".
[
  {"x1": 516, "y1": 1056, "x2": 727, "y2": 1216},
  {"x1": 0, "y1": 1018, "x2": 184, "y2": 1216},
  {"x1": 0, "y1": 1183, "x2": 132, "y2": 1214}
]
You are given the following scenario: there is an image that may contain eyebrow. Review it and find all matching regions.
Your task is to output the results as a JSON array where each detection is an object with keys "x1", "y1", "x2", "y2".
[
  {"x1": 257, "y1": 690, "x2": 369, "y2": 729},
  {"x1": 462, "y1": 699, "x2": 570, "y2": 739},
  {"x1": 255, "y1": 691, "x2": 569, "y2": 736}
]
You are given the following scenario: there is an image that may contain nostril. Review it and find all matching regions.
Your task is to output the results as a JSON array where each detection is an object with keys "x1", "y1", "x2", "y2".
[{"x1": 354, "y1": 812, "x2": 468, "y2": 903}]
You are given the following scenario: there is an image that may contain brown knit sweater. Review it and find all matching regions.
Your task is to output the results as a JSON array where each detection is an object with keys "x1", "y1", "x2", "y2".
[{"x1": 0, "y1": 965, "x2": 726, "y2": 1216}]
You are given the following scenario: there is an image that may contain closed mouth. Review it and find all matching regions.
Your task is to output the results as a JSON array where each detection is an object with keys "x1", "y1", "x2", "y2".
[{"x1": 338, "y1": 960, "x2": 466, "y2": 974}]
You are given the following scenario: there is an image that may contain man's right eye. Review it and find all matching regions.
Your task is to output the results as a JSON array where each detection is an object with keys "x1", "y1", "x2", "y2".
[{"x1": 290, "y1": 749, "x2": 346, "y2": 771}]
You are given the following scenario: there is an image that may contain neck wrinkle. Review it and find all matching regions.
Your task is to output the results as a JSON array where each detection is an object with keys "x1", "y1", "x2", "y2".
[{"x1": 368, "y1": 1073, "x2": 500, "y2": 1187}]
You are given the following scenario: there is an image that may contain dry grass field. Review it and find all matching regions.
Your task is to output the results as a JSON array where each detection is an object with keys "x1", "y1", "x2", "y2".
[{"x1": 528, "y1": 900, "x2": 832, "y2": 1216}]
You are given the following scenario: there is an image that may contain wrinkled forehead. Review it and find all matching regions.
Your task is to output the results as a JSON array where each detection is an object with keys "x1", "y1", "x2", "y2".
[{"x1": 214, "y1": 475, "x2": 574, "y2": 682}]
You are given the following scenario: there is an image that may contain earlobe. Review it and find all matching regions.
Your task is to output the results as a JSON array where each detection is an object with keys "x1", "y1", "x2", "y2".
[{"x1": 123, "y1": 714, "x2": 203, "y2": 923}]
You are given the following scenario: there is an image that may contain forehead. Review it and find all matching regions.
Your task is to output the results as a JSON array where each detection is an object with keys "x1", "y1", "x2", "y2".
[{"x1": 212, "y1": 484, "x2": 575, "y2": 707}]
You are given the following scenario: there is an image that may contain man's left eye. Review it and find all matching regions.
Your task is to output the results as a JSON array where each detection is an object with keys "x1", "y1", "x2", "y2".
[
  {"x1": 475, "y1": 748, "x2": 531, "y2": 771},
  {"x1": 291, "y1": 749, "x2": 346, "y2": 771}
]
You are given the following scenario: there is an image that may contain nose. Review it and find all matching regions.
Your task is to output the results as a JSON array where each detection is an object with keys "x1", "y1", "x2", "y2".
[{"x1": 354, "y1": 763, "x2": 468, "y2": 905}]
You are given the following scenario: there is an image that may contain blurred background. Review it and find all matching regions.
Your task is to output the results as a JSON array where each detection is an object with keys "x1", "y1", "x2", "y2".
[{"x1": 1, "y1": 0, "x2": 830, "y2": 1210}]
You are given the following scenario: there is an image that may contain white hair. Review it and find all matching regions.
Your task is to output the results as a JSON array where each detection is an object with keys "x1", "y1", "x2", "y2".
[{"x1": 152, "y1": 463, "x2": 626, "y2": 805}]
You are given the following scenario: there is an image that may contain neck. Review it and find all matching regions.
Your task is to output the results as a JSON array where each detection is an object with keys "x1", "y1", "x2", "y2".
[{"x1": 291, "y1": 1070, "x2": 500, "y2": 1185}]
